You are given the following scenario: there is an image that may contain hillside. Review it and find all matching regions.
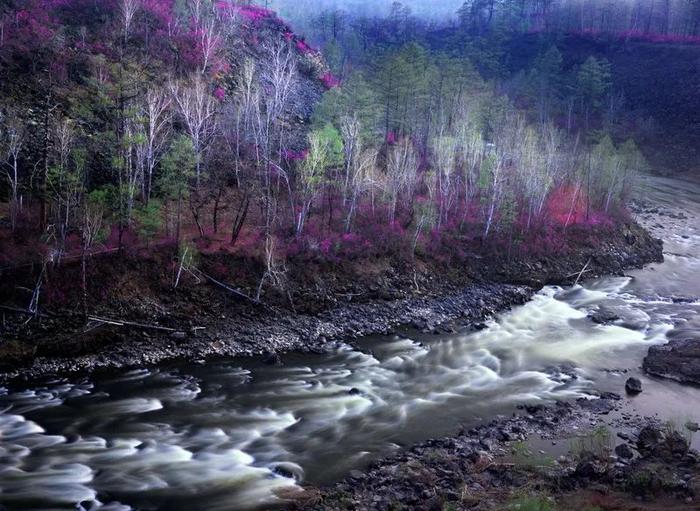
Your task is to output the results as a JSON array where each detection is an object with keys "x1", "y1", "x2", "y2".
[{"x1": 0, "y1": 1, "x2": 664, "y2": 378}]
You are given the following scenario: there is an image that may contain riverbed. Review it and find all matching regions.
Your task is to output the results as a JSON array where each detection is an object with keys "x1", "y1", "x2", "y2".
[{"x1": 0, "y1": 174, "x2": 698, "y2": 510}]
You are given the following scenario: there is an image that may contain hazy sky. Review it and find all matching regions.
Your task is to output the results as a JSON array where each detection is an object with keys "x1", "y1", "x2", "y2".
[{"x1": 268, "y1": 0, "x2": 465, "y2": 21}]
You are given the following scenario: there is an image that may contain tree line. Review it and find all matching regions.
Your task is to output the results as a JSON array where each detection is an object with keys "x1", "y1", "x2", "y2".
[{"x1": 1, "y1": 0, "x2": 645, "y2": 311}]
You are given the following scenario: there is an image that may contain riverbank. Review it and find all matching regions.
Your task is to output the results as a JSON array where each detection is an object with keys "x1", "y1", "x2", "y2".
[
  {"x1": 0, "y1": 218, "x2": 662, "y2": 384},
  {"x1": 295, "y1": 396, "x2": 700, "y2": 510}
]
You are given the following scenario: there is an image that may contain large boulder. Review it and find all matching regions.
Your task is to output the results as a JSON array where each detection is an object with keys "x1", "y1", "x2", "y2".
[{"x1": 643, "y1": 339, "x2": 700, "y2": 385}]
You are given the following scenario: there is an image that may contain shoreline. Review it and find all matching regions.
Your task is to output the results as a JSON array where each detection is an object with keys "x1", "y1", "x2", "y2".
[
  {"x1": 296, "y1": 395, "x2": 700, "y2": 510},
  {"x1": 0, "y1": 219, "x2": 663, "y2": 385}
]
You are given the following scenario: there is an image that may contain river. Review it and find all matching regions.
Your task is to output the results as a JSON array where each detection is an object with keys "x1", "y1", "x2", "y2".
[{"x1": 0, "y1": 174, "x2": 699, "y2": 511}]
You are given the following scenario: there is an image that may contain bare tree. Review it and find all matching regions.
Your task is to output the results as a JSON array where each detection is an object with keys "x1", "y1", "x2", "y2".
[
  {"x1": 1, "y1": 110, "x2": 25, "y2": 231},
  {"x1": 80, "y1": 191, "x2": 105, "y2": 319},
  {"x1": 345, "y1": 148, "x2": 377, "y2": 232},
  {"x1": 386, "y1": 137, "x2": 419, "y2": 225},
  {"x1": 170, "y1": 76, "x2": 219, "y2": 187},
  {"x1": 120, "y1": 0, "x2": 140, "y2": 43},
  {"x1": 260, "y1": 41, "x2": 298, "y2": 163},
  {"x1": 482, "y1": 147, "x2": 506, "y2": 240},
  {"x1": 48, "y1": 117, "x2": 79, "y2": 246},
  {"x1": 431, "y1": 134, "x2": 458, "y2": 228},
  {"x1": 138, "y1": 87, "x2": 172, "y2": 201},
  {"x1": 198, "y1": 18, "x2": 221, "y2": 75},
  {"x1": 296, "y1": 130, "x2": 330, "y2": 235},
  {"x1": 340, "y1": 115, "x2": 361, "y2": 206}
]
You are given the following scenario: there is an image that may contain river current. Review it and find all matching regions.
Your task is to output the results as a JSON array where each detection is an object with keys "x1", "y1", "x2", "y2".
[{"x1": 1, "y1": 174, "x2": 699, "y2": 510}]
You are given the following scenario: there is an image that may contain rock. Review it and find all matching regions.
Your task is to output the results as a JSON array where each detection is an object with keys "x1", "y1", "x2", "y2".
[
  {"x1": 589, "y1": 308, "x2": 621, "y2": 325},
  {"x1": 637, "y1": 425, "x2": 665, "y2": 455},
  {"x1": 171, "y1": 331, "x2": 187, "y2": 340},
  {"x1": 643, "y1": 339, "x2": 700, "y2": 385},
  {"x1": 663, "y1": 431, "x2": 690, "y2": 459},
  {"x1": 686, "y1": 421, "x2": 699, "y2": 433},
  {"x1": 262, "y1": 352, "x2": 283, "y2": 366},
  {"x1": 468, "y1": 451, "x2": 493, "y2": 473},
  {"x1": 348, "y1": 387, "x2": 362, "y2": 396},
  {"x1": 625, "y1": 377, "x2": 643, "y2": 394},
  {"x1": 615, "y1": 443, "x2": 635, "y2": 460},
  {"x1": 636, "y1": 425, "x2": 689, "y2": 460},
  {"x1": 575, "y1": 453, "x2": 608, "y2": 479},
  {"x1": 577, "y1": 397, "x2": 616, "y2": 414}
]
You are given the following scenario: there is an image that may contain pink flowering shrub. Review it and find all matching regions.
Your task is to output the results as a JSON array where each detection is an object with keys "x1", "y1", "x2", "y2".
[
  {"x1": 296, "y1": 39, "x2": 314, "y2": 54},
  {"x1": 321, "y1": 72, "x2": 341, "y2": 89},
  {"x1": 282, "y1": 148, "x2": 309, "y2": 161}
]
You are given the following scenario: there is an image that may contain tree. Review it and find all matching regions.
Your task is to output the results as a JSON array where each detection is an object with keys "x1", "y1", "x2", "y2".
[
  {"x1": 577, "y1": 56, "x2": 612, "y2": 133},
  {"x1": 120, "y1": 0, "x2": 141, "y2": 44},
  {"x1": 138, "y1": 87, "x2": 172, "y2": 202},
  {"x1": 133, "y1": 198, "x2": 163, "y2": 246},
  {"x1": 47, "y1": 118, "x2": 83, "y2": 251},
  {"x1": 431, "y1": 135, "x2": 458, "y2": 228},
  {"x1": 385, "y1": 137, "x2": 419, "y2": 225},
  {"x1": 159, "y1": 135, "x2": 195, "y2": 247},
  {"x1": 296, "y1": 125, "x2": 343, "y2": 235},
  {"x1": 80, "y1": 188, "x2": 107, "y2": 319},
  {"x1": 530, "y1": 46, "x2": 563, "y2": 125},
  {"x1": 170, "y1": 76, "x2": 218, "y2": 187},
  {"x1": 0, "y1": 108, "x2": 25, "y2": 231}
]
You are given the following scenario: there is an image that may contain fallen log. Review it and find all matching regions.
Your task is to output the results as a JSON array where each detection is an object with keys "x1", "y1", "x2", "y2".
[
  {"x1": 86, "y1": 315, "x2": 199, "y2": 334},
  {"x1": 0, "y1": 305, "x2": 53, "y2": 318},
  {"x1": 191, "y1": 267, "x2": 263, "y2": 306}
]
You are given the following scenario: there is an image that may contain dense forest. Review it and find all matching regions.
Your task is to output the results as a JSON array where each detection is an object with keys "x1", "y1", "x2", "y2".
[{"x1": 0, "y1": 0, "x2": 687, "y2": 315}]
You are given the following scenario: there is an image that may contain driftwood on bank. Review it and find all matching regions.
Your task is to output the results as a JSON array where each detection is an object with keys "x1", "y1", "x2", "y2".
[
  {"x1": 572, "y1": 258, "x2": 593, "y2": 286},
  {"x1": 190, "y1": 267, "x2": 263, "y2": 306},
  {"x1": 0, "y1": 305, "x2": 53, "y2": 318},
  {"x1": 87, "y1": 315, "x2": 200, "y2": 334}
]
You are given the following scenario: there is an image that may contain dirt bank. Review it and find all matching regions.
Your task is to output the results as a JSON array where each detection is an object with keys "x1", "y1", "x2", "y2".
[{"x1": 0, "y1": 219, "x2": 662, "y2": 384}]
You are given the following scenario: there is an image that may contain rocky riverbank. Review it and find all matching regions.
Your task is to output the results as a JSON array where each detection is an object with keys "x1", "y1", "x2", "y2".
[
  {"x1": 0, "y1": 219, "x2": 662, "y2": 384},
  {"x1": 293, "y1": 396, "x2": 700, "y2": 510}
]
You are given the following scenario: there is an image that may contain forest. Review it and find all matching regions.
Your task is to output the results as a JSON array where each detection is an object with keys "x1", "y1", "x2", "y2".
[{"x1": 0, "y1": 0, "x2": 673, "y2": 312}]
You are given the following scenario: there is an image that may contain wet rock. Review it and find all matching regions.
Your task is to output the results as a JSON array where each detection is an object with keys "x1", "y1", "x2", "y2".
[
  {"x1": 643, "y1": 339, "x2": 700, "y2": 385},
  {"x1": 577, "y1": 396, "x2": 617, "y2": 414},
  {"x1": 171, "y1": 331, "x2": 187, "y2": 340},
  {"x1": 589, "y1": 308, "x2": 620, "y2": 325},
  {"x1": 348, "y1": 388, "x2": 362, "y2": 396},
  {"x1": 625, "y1": 377, "x2": 643, "y2": 394},
  {"x1": 615, "y1": 443, "x2": 635, "y2": 460},
  {"x1": 686, "y1": 422, "x2": 700, "y2": 433}
]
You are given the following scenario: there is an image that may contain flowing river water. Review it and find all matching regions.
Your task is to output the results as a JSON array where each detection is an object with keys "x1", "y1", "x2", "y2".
[{"x1": 1, "y1": 174, "x2": 699, "y2": 510}]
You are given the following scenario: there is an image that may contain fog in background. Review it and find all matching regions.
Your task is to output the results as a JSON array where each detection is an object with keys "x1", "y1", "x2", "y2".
[{"x1": 267, "y1": 0, "x2": 465, "y2": 23}]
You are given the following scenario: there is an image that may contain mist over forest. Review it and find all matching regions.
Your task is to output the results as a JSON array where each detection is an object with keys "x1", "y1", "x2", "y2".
[{"x1": 268, "y1": 0, "x2": 465, "y2": 21}]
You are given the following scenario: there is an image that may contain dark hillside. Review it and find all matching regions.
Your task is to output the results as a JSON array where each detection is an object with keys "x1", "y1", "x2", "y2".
[
  {"x1": 505, "y1": 34, "x2": 700, "y2": 174},
  {"x1": 418, "y1": 27, "x2": 700, "y2": 174}
]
